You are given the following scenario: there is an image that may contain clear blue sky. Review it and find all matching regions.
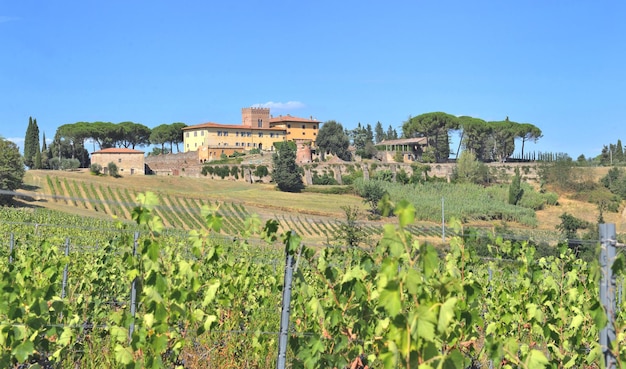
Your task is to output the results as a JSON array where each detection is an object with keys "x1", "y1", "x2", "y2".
[{"x1": 1, "y1": 0, "x2": 624, "y2": 159}]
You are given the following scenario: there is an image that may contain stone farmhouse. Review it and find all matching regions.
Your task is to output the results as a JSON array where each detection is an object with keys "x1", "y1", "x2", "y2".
[
  {"x1": 91, "y1": 148, "x2": 145, "y2": 175},
  {"x1": 182, "y1": 107, "x2": 321, "y2": 162}
]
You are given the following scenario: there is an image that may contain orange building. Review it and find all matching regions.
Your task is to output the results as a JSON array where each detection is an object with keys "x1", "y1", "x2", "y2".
[{"x1": 182, "y1": 107, "x2": 321, "y2": 162}]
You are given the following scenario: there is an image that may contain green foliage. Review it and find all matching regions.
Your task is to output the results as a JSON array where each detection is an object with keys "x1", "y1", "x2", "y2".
[
  {"x1": 403, "y1": 112, "x2": 459, "y2": 162},
  {"x1": 107, "y1": 162, "x2": 119, "y2": 177},
  {"x1": 249, "y1": 147, "x2": 261, "y2": 155},
  {"x1": 333, "y1": 206, "x2": 366, "y2": 247},
  {"x1": 0, "y1": 138, "x2": 25, "y2": 205},
  {"x1": 453, "y1": 150, "x2": 490, "y2": 184},
  {"x1": 508, "y1": 167, "x2": 523, "y2": 205},
  {"x1": 316, "y1": 120, "x2": 351, "y2": 161},
  {"x1": 601, "y1": 167, "x2": 626, "y2": 199},
  {"x1": 372, "y1": 169, "x2": 394, "y2": 182},
  {"x1": 272, "y1": 141, "x2": 304, "y2": 192},
  {"x1": 24, "y1": 116, "x2": 40, "y2": 169},
  {"x1": 341, "y1": 168, "x2": 363, "y2": 185},
  {"x1": 355, "y1": 180, "x2": 387, "y2": 215},
  {"x1": 253, "y1": 165, "x2": 269, "y2": 178},
  {"x1": 90, "y1": 163, "x2": 103, "y2": 175},
  {"x1": 538, "y1": 159, "x2": 596, "y2": 193},
  {"x1": 353, "y1": 178, "x2": 538, "y2": 226},
  {"x1": 312, "y1": 171, "x2": 338, "y2": 185}
]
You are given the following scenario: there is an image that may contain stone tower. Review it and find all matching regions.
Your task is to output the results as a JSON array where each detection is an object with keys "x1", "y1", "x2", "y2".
[{"x1": 241, "y1": 107, "x2": 271, "y2": 129}]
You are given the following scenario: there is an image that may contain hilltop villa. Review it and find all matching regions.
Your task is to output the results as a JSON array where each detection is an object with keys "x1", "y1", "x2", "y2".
[{"x1": 182, "y1": 107, "x2": 321, "y2": 162}]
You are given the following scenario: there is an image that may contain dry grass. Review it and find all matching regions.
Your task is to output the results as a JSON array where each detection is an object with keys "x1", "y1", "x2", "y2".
[{"x1": 20, "y1": 169, "x2": 626, "y2": 237}]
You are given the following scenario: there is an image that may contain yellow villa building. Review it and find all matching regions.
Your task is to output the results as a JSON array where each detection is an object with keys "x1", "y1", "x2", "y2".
[{"x1": 182, "y1": 107, "x2": 321, "y2": 162}]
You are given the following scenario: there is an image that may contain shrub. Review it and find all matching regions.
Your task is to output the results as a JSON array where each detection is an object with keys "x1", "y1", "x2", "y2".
[
  {"x1": 373, "y1": 169, "x2": 394, "y2": 182},
  {"x1": 341, "y1": 169, "x2": 363, "y2": 185},
  {"x1": 356, "y1": 180, "x2": 387, "y2": 215},
  {"x1": 253, "y1": 165, "x2": 269, "y2": 178},
  {"x1": 201, "y1": 165, "x2": 214, "y2": 176},
  {"x1": 312, "y1": 172, "x2": 338, "y2": 185},
  {"x1": 90, "y1": 163, "x2": 103, "y2": 175},
  {"x1": 107, "y1": 162, "x2": 119, "y2": 177}
]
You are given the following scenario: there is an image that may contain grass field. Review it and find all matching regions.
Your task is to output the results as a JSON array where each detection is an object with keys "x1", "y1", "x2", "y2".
[{"x1": 15, "y1": 168, "x2": 626, "y2": 245}]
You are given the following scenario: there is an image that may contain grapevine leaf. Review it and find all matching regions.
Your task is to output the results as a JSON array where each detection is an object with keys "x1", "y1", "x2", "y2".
[
  {"x1": 202, "y1": 280, "x2": 221, "y2": 307},
  {"x1": 379, "y1": 281, "x2": 401, "y2": 317},
  {"x1": 12, "y1": 340, "x2": 34, "y2": 363},
  {"x1": 437, "y1": 297, "x2": 457, "y2": 334},
  {"x1": 114, "y1": 344, "x2": 134, "y2": 366},
  {"x1": 526, "y1": 349, "x2": 549, "y2": 368},
  {"x1": 569, "y1": 314, "x2": 583, "y2": 330},
  {"x1": 394, "y1": 200, "x2": 415, "y2": 228}
]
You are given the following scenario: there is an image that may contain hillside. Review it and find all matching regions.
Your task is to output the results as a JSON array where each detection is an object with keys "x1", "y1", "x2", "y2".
[{"x1": 13, "y1": 168, "x2": 626, "y2": 245}]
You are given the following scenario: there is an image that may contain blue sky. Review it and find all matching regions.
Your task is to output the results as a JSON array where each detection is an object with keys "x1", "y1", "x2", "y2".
[{"x1": 1, "y1": 0, "x2": 624, "y2": 158}]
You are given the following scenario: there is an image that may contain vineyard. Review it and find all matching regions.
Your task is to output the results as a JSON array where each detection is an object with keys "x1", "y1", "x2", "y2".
[
  {"x1": 16, "y1": 171, "x2": 569, "y2": 248},
  {"x1": 1, "y1": 193, "x2": 626, "y2": 368}
]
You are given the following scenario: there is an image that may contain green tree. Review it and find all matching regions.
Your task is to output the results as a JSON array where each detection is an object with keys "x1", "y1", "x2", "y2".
[
  {"x1": 357, "y1": 180, "x2": 387, "y2": 215},
  {"x1": 458, "y1": 116, "x2": 492, "y2": 161},
  {"x1": 0, "y1": 138, "x2": 25, "y2": 205},
  {"x1": 488, "y1": 119, "x2": 517, "y2": 162},
  {"x1": 386, "y1": 124, "x2": 398, "y2": 140},
  {"x1": 615, "y1": 139, "x2": 624, "y2": 163},
  {"x1": 508, "y1": 167, "x2": 524, "y2": 205},
  {"x1": 119, "y1": 122, "x2": 152, "y2": 149},
  {"x1": 316, "y1": 120, "x2": 351, "y2": 161},
  {"x1": 453, "y1": 150, "x2": 490, "y2": 185},
  {"x1": 515, "y1": 123, "x2": 542, "y2": 159},
  {"x1": 170, "y1": 123, "x2": 187, "y2": 153},
  {"x1": 107, "y1": 162, "x2": 120, "y2": 177},
  {"x1": 150, "y1": 124, "x2": 172, "y2": 154},
  {"x1": 403, "y1": 112, "x2": 459, "y2": 162},
  {"x1": 374, "y1": 121, "x2": 385, "y2": 143},
  {"x1": 272, "y1": 142, "x2": 304, "y2": 192},
  {"x1": 350, "y1": 123, "x2": 375, "y2": 159},
  {"x1": 334, "y1": 206, "x2": 366, "y2": 247},
  {"x1": 23, "y1": 116, "x2": 40, "y2": 169}
]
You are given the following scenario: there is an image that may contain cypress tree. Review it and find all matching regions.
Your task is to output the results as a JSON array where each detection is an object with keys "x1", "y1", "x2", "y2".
[
  {"x1": 23, "y1": 116, "x2": 40, "y2": 169},
  {"x1": 508, "y1": 167, "x2": 524, "y2": 205},
  {"x1": 616, "y1": 139, "x2": 624, "y2": 163}
]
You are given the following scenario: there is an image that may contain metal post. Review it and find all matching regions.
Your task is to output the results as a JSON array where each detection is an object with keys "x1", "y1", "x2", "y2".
[
  {"x1": 61, "y1": 237, "x2": 70, "y2": 299},
  {"x1": 276, "y1": 239, "x2": 297, "y2": 369},
  {"x1": 600, "y1": 223, "x2": 617, "y2": 369},
  {"x1": 9, "y1": 232, "x2": 14, "y2": 264},
  {"x1": 129, "y1": 231, "x2": 140, "y2": 341}
]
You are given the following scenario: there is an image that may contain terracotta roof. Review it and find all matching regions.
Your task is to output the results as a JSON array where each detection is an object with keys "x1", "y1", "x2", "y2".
[
  {"x1": 183, "y1": 122, "x2": 285, "y2": 131},
  {"x1": 376, "y1": 137, "x2": 428, "y2": 146},
  {"x1": 269, "y1": 115, "x2": 320, "y2": 123},
  {"x1": 92, "y1": 148, "x2": 144, "y2": 154}
]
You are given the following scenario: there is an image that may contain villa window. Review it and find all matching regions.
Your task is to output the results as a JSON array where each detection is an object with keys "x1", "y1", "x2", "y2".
[
  {"x1": 194, "y1": 131, "x2": 197, "y2": 137},
  {"x1": 287, "y1": 124, "x2": 291, "y2": 128},
  {"x1": 258, "y1": 119, "x2": 263, "y2": 128},
  {"x1": 224, "y1": 131, "x2": 229, "y2": 137},
  {"x1": 302, "y1": 125, "x2": 305, "y2": 129},
  {"x1": 217, "y1": 131, "x2": 222, "y2": 136},
  {"x1": 186, "y1": 132, "x2": 189, "y2": 137},
  {"x1": 258, "y1": 132, "x2": 263, "y2": 138}
]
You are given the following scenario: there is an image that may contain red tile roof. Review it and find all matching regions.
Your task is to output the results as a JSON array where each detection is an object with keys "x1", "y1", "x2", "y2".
[
  {"x1": 269, "y1": 115, "x2": 320, "y2": 123},
  {"x1": 183, "y1": 122, "x2": 285, "y2": 131},
  {"x1": 92, "y1": 148, "x2": 144, "y2": 154}
]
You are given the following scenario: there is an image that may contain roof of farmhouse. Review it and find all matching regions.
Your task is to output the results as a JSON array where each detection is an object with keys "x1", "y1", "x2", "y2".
[
  {"x1": 269, "y1": 114, "x2": 320, "y2": 123},
  {"x1": 376, "y1": 137, "x2": 428, "y2": 146},
  {"x1": 182, "y1": 122, "x2": 285, "y2": 131},
  {"x1": 92, "y1": 148, "x2": 144, "y2": 154}
]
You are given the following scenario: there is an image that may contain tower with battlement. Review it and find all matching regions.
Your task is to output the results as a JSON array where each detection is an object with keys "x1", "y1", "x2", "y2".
[{"x1": 241, "y1": 107, "x2": 271, "y2": 129}]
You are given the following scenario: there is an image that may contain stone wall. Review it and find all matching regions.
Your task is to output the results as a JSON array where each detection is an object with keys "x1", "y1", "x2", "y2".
[{"x1": 144, "y1": 152, "x2": 540, "y2": 185}]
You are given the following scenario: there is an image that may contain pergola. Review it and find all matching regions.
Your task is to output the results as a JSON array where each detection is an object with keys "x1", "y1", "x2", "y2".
[{"x1": 375, "y1": 137, "x2": 428, "y2": 152}]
